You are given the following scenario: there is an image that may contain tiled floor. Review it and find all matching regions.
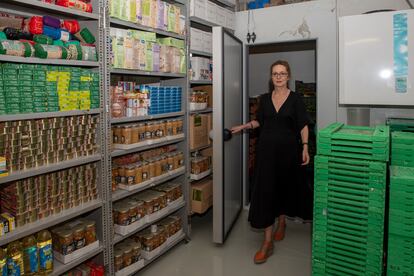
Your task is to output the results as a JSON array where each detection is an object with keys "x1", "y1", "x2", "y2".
[{"x1": 140, "y1": 210, "x2": 312, "y2": 276}]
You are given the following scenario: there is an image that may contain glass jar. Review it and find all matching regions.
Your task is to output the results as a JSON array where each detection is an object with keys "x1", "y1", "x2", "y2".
[
  {"x1": 121, "y1": 126, "x2": 133, "y2": 144},
  {"x1": 139, "y1": 233, "x2": 155, "y2": 252},
  {"x1": 141, "y1": 161, "x2": 150, "y2": 182},
  {"x1": 131, "y1": 124, "x2": 139, "y2": 144},
  {"x1": 113, "y1": 126, "x2": 122, "y2": 144},
  {"x1": 131, "y1": 242, "x2": 141, "y2": 263},
  {"x1": 154, "y1": 157, "x2": 162, "y2": 177},
  {"x1": 118, "y1": 166, "x2": 126, "y2": 185},
  {"x1": 177, "y1": 152, "x2": 184, "y2": 167},
  {"x1": 7, "y1": 241, "x2": 24, "y2": 276},
  {"x1": 160, "y1": 155, "x2": 168, "y2": 175},
  {"x1": 125, "y1": 165, "x2": 136, "y2": 186},
  {"x1": 152, "y1": 121, "x2": 161, "y2": 139},
  {"x1": 83, "y1": 220, "x2": 97, "y2": 245},
  {"x1": 22, "y1": 235, "x2": 39, "y2": 275},
  {"x1": 134, "y1": 162, "x2": 143, "y2": 184},
  {"x1": 160, "y1": 120, "x2": 166, "y2": 138},
  {"x1": 167, "y1": 153, "x2": 174, "y2": 171},
  {"x1": 177, "y1": 119, "x2": 183, "y2": 134},
  {"x1": 114, "y1": 250, "x2": 123, "y2": 272},
  {"x1": 127, "y1": 201, "x2": 138, "y2": 224},
  {"x1": 37, "y1": 230, "x2": 53, "y2": 273},
  {"x1": 112, "y1": 166, "x2": 119, "y2": 191},
  {"x1": 137, "y1": 123, "x2": 146, "y2": 142},
  {"x1": 116, "y1": 204, "x2": 130, "y2": 226},
  {"x1": 148, "y1": 158, "x2": 156, "y2": 179},
  {"x1": 57, "y1": 229, "x2": 74, "y2": 255},
  {"x1": 173, "y1": 152, "x2": 180, "y2": 170},
  {"x1": 166, "y1": 120, "x2": 174, "y2": 136},
  {"x1": 136, "y1": 201, "x2": 146, "y2": 220},
  {"x1": 73, "y1": 224, "x2": 86, "y2": 250},
  {"x1": 122, "y1": 246, "x2": 133, "y2": 268},
  {"x1": 172, "y1": 120, "x2": 178, "y2": 135},
  {"x1": 145, "y1": 123, "x2": 153, "y2": 140}
]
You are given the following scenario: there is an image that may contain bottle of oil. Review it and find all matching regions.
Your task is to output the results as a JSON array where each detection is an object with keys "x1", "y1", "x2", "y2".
[
  {"x1": 0, "y1": 247, "x2": 7, "y2": 276},
  {"x1": 7, "y1": 241, "x2": 24, "y2": 275},
  {"x1": 37, "y1": 230, "x2": 53, "y2": 274},
  {"x1": 22, "y1": 235, "x2": 39, "y2": 275}
]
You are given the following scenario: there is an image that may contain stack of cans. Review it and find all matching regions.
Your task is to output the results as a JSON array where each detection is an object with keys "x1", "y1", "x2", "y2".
[
  {"x1": 0, "y1": 115, "x2": 99, "y2": 173},
  {"x1": 313, "y1": 123, "x2": 389, "y2": 275}
]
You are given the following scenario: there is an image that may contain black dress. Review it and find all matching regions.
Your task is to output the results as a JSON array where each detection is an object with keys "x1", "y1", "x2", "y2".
[{"x1": 248, "y1": 91, "x2": 310, "y2": 229}]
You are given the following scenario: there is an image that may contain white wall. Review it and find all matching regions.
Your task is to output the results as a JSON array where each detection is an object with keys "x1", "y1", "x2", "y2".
[
  {"x1": 236, "y1": 0, "x2": 414, "y2": 128},
  {"x1": 248, "y1": 50, "x2": 316, "y2": 96},
  {"x1": 236, "y1": 0, "x2": 337, "y2": 129}
]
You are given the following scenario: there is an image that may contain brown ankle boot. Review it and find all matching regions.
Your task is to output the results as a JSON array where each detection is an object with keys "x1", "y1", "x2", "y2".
[{"x1": 254, "y1": 241, "x2": 274, "y2": 264}]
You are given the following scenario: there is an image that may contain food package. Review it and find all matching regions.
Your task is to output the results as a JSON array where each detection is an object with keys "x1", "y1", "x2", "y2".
[
  {"x1": 33, "y1": 34, "x2": 53, "y2": 45},
  {"x1": 145, "y1": 42, "x2": 153, "y2": 71},
  {"x1": 179, "y1": 47, "x2": 186, "y2": 74},
  {"x1": 0, "y1": 40, "x2": 34, "y2": 57},
  {"x1": 43, "y1": 16, "x2": 61, "y2": 29},
  {"x1": 81, "y1": 45, "x2": 97, "y2": 61},
  {"x1": 172, "y1": 47, "x2": 180, "y2": 73},
  {"x1": 152, "y1": 43, "x2": 160, "y2": 72},
  {"x1": 62, "y1": 20, "x2": 81, "y2": 34},
  {"x1": 159, "y1": 44, "x2": 168, "y2": 73},
  {"x1": 110, "y1": 0, "x2": 121, "y2": 18},
  {"x1": 156, "y1": 0, "x2": 165, "y2": 30},
  {"x1": 163, "y1": 3, "x2": 169, "y2": 31},
  {"x1": 150, "y1": 0, "x2": 158, "y2": 28},
  {"x1": 56, "y1": 0, "x2": 93, "y2": 13},
  {"x1": 136, "y1": 0, "x2": 142, "y2": 24},
  {"x1": 28, "y1": 16, "x2": 43, "y2": 35},
  {"x1": 167, "y1": 4, "x2": 175, "y2": 33},
  {"x1": 174, "y1": 5, "x2": 181, "y2": 34},
  {"x1": 75, "y1": 28, "x2": 96, "y2": 44},
  {"x1": 141, "y1": 0, "x2": 151, "y2": 27},
  {"x1": 3, "y1": 27, "x2": 33, "y2": 41},
  {"x1": 34, "y1": 44, "x2": 68, "y2": 59},
  {"x1": 124, "y1": 30, "x2": 135, "y2": 69},
  {"x1": 68, "y1": 44, "x2": 83, "y2": 60}
]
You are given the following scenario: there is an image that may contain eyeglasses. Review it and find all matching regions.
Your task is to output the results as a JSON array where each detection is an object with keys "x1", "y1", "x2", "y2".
[{"x1": 272, "y1": 72, "x2": 289, "y2": 78}]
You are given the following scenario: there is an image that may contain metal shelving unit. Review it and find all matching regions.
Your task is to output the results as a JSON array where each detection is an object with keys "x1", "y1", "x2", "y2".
[
  {"x1": 0, "y1": 109, "x2": 101, "y2": 122},
  {"x1": 111, "y1": 68, "x2": 186, "y2": 78},
  {"x1": 0, "y1": 0, "x2": 108, "y2": 274},
  {"x1": 0, "y1": 0, "x2": 191, "y2": 273},
  {"x1": 112, "y1": 169, "x2": 186, "y2": 202},
  {"x1": 1, "y1": 0, "x2": 99, "y2": 19},
  {"x1": 190, "y1": 108, "x2": 213, "y2": 115},
  {"x1": 111, "y1": 136, "x2": 185, "y2": 158},
  {"x1": 190, "y1": 50, "x2": 213, "y2": 57},
  {"x1": 0, "y1": 155, "x2": 101, "y2": 185},
  {"x1": 110, "y1": 18, "x2": 185, "y2": 40},
  {"x1": 190, "y1": 80, "x2": 212, "y2": 85},
  {"x1": 190, "y1": 144, "x2": 212, "y2": 153},
  {"x1": 111, "y1": 111, "x2": 185, "y2": 124},
  {"x1": 0, "y1": 55, "x2": 99, "y2": 67}
]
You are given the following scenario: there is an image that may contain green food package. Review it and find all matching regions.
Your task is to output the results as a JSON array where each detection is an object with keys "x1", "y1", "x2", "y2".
[
  {"x1": 75, "y1": 28, "x2": 96, "y2": 44},
  {"x1": 0, "y1": 32, "x2": 6, "y2": 40},
  {"x1": 68, "y1": 44, "x2": 83, "y2": 60},
  {"x1": 34, "y1": 44, "x2": 68, "y2": 59},
  {"x1": 33, "y1": 35, "x2": 53, "y2": 45},
  {"x1": 0, "y1": 40, "x2": 33, "y2": 57}
]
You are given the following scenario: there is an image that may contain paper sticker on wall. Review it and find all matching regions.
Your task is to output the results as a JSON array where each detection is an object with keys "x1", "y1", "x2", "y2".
[{"x1": 393, "y1": 13, "x2": 408, "y2": 93}]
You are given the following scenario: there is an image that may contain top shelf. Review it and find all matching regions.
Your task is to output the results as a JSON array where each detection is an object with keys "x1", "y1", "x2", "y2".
[
  {"x1": 110, "y1": 18, "x2": 186, "y2": 40},
  {"x1": 190, "y1": 16, "x2": 218, "y2": 28},
  {"x1": 215, "y1": 0, "x2": 236, "y2": 8},
  {"x1": 1, "y1": 0, "x2": 99, "y2": 20}
]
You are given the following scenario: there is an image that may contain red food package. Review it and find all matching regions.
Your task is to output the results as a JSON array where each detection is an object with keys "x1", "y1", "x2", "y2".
[
  {"x1": 62, "y1": 20, "x2": 80, "y2": 34},
  {"x1": 28, "y1": 16, "x2": 43, "y2": 35},
  {"x1": 56, "y1": 0, "x2": 92, "y2": 13}
]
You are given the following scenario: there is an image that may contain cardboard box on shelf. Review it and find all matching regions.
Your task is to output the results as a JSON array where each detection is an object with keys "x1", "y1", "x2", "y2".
[
  {"x1": 216, "y1": 6, "x2": 227, "y2": 27},
  {"x1": 190, "y1": 28, "x2": 203, "y2": 52},
  {"x1": 192, "y1": 85, "x2": 212, "y2": 107},
  {"x1": 190, "y1": 114, "x2": 209, "y2": 150},
  {"x1": 202, "y1": 31, "x2": 212, "y2": 54},
  {"x1": 190, "y1": 0, "x2": 206, "y2": 19},
  {"x1": 200, "y1": 146, "x2": 213, "y2": 166},
  {"x1": 191, "y1": 178, "x2": 213, "y2": 214}
]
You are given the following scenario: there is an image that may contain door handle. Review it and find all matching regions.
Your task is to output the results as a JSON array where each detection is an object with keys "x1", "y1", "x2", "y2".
[{"x1": 223, "y1": 128, "x2": 232, "y2": 141}]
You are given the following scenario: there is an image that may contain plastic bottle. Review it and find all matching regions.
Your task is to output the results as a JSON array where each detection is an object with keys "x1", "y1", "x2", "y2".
[
  {"x1": 0, "y1": 248, "x2": 7, "y2": 276},
  {"x1": 22, "y1": 236, "x2": 39, "y2": 275},
  {"x1": 7, "y1": 241, "x2": 24, "y2": 276},
  {"x1": 37, "y1": 230, "x2": 53, "y2": 274}
]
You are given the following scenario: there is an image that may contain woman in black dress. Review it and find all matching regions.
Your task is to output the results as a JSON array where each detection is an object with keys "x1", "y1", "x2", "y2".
[{"x1": 231, "y1": 60, "x2": 310, "y2": 264}]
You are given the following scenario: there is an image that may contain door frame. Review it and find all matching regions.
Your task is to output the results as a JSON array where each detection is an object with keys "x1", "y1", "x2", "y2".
[{"x1": 213, "y1": 27, "x2": 245, "y2": 244}]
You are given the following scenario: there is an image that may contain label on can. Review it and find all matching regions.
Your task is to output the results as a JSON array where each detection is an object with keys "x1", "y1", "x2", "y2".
[
  {"x1": 0, "y1": 259, "x2": 7, "y2": 276},
  {"x1": 7, "y1": 255, "x2": 22, "y2": 276},
  {"x1": 24, "y1": 246, "x2": 39, "y2": 273},
  {"x1": 38, "y1": 241, "x2": 53, "y2": 270}
]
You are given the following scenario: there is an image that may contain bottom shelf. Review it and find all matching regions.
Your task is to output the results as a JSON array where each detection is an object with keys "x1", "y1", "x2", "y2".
[{"x1": 51, "y1": 243, "x2": 104, "y2": 275}]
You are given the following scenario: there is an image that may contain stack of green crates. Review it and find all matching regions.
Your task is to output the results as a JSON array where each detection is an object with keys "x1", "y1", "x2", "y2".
[
  {"x1": 387, "y1": 118, "x2": 414, "y2": 133},
  {"x1": 391, "y1": 131, "x2": 414, "y2": 167},
  {"x1": 313, "y1": 123, "x2": 389, "y2": 276},
  {"x1": 388, "y1": 166, "x2": 414, "y2": 276}
]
